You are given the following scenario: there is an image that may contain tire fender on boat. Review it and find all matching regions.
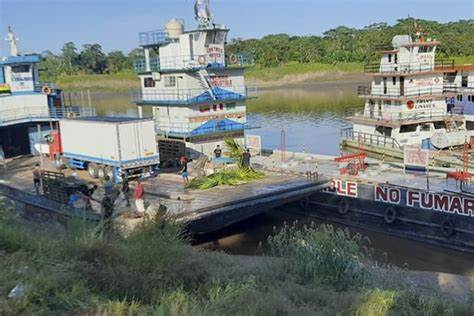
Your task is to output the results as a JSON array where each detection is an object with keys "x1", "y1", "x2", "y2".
[
  {"x1": 384, "y1": 207, "x2": 397, "y2": 224},
  {"x1": 337, "y1": 198, "x2": 350, "y2": 215},
  {"x1": 441, "y1": 218, "x2": 455, "y2": 237},
  {"x1": 198, "y1": 55, "x2": 206, "y2": 65}
]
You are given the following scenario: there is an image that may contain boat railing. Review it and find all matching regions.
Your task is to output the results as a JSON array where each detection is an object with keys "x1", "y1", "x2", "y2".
[
  {"x1": 358, "y1": 85, "x2": 444, "y2": 98},
  {"x1": 443, "y1": 84, "x2": 474, "y2": 94},
  {"x1": 138, "y1": 29, "x2": 170, "y2": 47},
  {"x1": 131, "y1": 86, "x2": 258, "y2": 104},
  {"x1": 0, "y1": 106, "x2": 96, "y2": 125},
  {"x1": 156, "y1": 120, "x2": 254, "y2": 139},
  {"x1": 357, "y1": 108, "x2": 452, "y2": 121},
  {"x1": 341, "y1": 127, "x2": 402, "y2": 149},
  {"x1": 133, "y1": 53, "x2": 254, "y2": 73},
  {"x1": 364, "y1": 59, "x2": 454, "y2": 74}
]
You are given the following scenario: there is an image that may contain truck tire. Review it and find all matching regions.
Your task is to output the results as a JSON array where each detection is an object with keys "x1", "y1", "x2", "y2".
[
  {"x1": 88, "y1": 163, "x2": 99, "y2": 179},
  {"x1": 97, "y1": 166, "x2": 106, "y2": 180},
  {"x1": 105, "y1": 166, "x2": 115, "y2": 181}
]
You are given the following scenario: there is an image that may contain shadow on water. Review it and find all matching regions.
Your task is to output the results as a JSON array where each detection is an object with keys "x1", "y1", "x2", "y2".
[{"x1": 195, "y1": 206, "x2": 474, "y2": 277}]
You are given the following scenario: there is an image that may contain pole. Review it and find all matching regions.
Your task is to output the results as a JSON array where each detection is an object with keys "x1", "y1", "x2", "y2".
[
  {"x1": 281, "y1": 128, "x2": 286, "y2": 162},
  {"x1": 37, "y1": 123, "x2": 44, "y2": 194}
]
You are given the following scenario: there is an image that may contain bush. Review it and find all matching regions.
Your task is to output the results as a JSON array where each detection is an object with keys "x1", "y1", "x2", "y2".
[{"x1": 268, "y1": 223, "x2": 369, "y2": 289}]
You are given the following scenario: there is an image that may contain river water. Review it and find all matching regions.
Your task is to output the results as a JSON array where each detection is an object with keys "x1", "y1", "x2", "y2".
[{"x1": 87, "y1": 78, "x2": 474, "y2": 276}]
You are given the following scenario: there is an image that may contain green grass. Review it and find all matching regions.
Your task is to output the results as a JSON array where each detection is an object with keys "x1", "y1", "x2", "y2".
[
  {"x1": 1, "y1": 204, "x2": 473, "y2": 315},
  {"x1": 56, "y1": 70, "x2": 138, "y2": 92},
  {"x1": 245, "y1": 61, "x2": 364, "y2": 82},
  {"x1": 450, "y1": 55, "x2": 474, "y2": 65}
]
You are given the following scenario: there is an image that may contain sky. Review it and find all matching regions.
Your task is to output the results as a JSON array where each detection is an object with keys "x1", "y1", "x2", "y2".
[{"x1": 0, "y1": 0, "x2": 472, "y2": 56}]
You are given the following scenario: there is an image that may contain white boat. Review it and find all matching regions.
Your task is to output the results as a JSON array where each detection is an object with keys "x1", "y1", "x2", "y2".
[{"x1": 346, "y1": 26, "x2": 470, "y2": 150}]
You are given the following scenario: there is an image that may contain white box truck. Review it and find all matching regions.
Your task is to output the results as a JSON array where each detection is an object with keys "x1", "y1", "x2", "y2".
[{"x1": 57, "y1": 117, "x2": 159, "y2": 181}]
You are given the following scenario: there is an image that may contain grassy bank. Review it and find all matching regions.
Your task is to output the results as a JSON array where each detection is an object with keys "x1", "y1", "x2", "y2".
[
  {"x1": 53, "y1": 56, "x2": 474, "y2": 92},
  {"x1": 1, "y1": 201, "x2": 473, "y2": 315}
]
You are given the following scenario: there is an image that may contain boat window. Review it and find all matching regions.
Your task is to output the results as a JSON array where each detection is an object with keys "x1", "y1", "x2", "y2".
[
  {"x1": 392, "y1": 77, "x2": 396, "y2": 85},
  {"x1": 388, "y1": 54, "x2": 392, "y2": 63},
  {"x1": 206, "y1": 30, "x2": 227, "y2": 45},
  {"x1": 164, "y1": 76, "x2": 176, "y2": 87},
  {"x1": 457, "y1": 95, "x2": 463, "y2": 102},
  {"x1": 144, "y1": 77, "x2": 155, "y2": 88},
  {"x1": 420, "y1": 123, "x2": 432, "y2": 132},
  {"x1": 11, "y1": 65, "x2": 30, "y2": 73},
  {"x1": 434, "y1": 121, "x2": 446, "y2": 129},
  {"x1": 462, "y1": 76, "x2": 468, "y2": 88},
  {"x1": 418, "y1": 46, "x2": 433, "y2": 53},
  {"x1": 466, "y1": 121, "x2": 474, "y2": 131},
  {"x1": 226, "y1": 102, "x2": 236, "y2": 110},
  {"x1": 374, "y1": 77, "x2": 381, "y2": 85},
  {"x1": 375, "y1": 126, "x2": 392, "y2": 137},
  {"x1": 399, "y1": 124, "x2": 418, "y2": 133}
]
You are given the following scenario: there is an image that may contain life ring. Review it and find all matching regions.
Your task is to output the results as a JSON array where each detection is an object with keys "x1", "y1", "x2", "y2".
[
  {"x1": 440, "y1": 218, "x2": 454, "y2": 238},
  {"x1": 67, "y1": 112, "x2": 76, "y2": 119},
  {"x1": 337, "y1": 198, "x2": 350, "y2": 215},
  {"x1": 229, "y1": 54, "x2": 238, "y2": 65},
  {"x1": 384, "y1": 207, "x2": 397, "y2": 224},
  {"x1": 41, "y1": 86, "x2": 52, "y2": 95},
  {"x1": 407, "y1": 100, "x2": 415, "y2": 110},
  {"x1": 198, "y1": 55, "x2": 206, "y2": 65}
]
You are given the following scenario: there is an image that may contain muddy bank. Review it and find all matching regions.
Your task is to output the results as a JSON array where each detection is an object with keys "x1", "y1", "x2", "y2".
[{"x1": 248, "y1": 72, "x2": 368, "y2": 89}]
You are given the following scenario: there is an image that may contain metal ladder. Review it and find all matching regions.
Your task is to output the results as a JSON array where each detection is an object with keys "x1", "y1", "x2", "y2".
[{"x1": 197, "y1": 69, "x2": 216, "y2": 101}]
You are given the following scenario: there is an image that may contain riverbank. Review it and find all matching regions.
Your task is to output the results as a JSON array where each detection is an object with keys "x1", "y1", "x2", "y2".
[
  {"x1": 54, "y1": 56, "x2": 474, "y2": 92},
  {"x1": 1, "y1": 204, "x2": 473, "y2": 315}
]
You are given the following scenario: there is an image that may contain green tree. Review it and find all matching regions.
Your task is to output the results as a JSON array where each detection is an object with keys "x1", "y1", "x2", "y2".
[
  {"x1": 106, "y1": 51, "x2": 128, "y2": 73},
  {"x1": 60, "y1": 42, "x2": 79, "y2": 75},
  {"x1": 79, "y1": 44, "x2": 107, "y2": 74}
]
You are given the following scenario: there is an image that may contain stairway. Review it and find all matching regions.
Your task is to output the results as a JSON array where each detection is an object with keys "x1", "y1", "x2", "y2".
[{"x1": 197, "y1": 69, "x2": 216, "y2": 101}]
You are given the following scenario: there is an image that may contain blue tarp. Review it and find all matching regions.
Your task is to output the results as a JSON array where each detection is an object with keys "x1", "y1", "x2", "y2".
[
  {"x1": 188, "y1": 87, "x2": 246, "y2": 104},
  {"x1": 189, "y1": 118, "x2": 244, "y2": 137}
]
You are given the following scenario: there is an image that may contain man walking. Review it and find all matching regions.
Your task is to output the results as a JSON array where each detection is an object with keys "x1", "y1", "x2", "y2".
[
  {"x1": 32, "y1": 163, "x2": 41, "y2": 194},
  {"x1": 180, "y1": 157, "x2": 189, "y2": 186},
  {"x1": 241, "y1": 149, "x2": 251, "y2": 168},
  {"x1": 133, "y1": 179, "x2": 146, "y2": 217}
]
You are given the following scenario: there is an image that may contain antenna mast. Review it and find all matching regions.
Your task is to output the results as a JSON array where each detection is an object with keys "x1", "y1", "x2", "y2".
[
  {"x1": 5, "y1": 26, "x2": 19, "y2": 56},
  {"x1": 194, "y1": 0, "x2": 213, "y2": 28}
]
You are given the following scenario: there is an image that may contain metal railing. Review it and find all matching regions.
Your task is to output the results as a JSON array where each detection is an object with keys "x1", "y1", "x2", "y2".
[
  {"x1": 139, "y1": 29, "x2": 170, "y2": 46},
  {"x1": 131, "y1": 86, "x2": 258, "y2": 105},
  {"x1": 133, "y1": 53, "x2": 254, "y2": 73},
  {"x1": 341, "y1": 127, "x2": 401, "y2": 149},
  {"x1": 356, "y1": 108, "x2": 453, "y2": 122},
  {"x1": 443, "y1": 85, "x2": 474, "y2": 94},
  {"x1": 357, "y1": 85, "x2": 444, "y2": 98},
  {"x1": 0, "y1": 106, "x2": 96, "y2": 125},
  {"x1": 364, "y1": 59, "x2": 454, "y2": 74}
]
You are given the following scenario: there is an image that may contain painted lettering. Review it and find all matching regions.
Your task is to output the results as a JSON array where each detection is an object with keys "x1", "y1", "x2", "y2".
[
  {"x1": 434, "y1": 195, "x2": 449, "y2": 212},
  {"x1": 407, "y1": 191, "x2": 420, "y2": 207},
  {"x1": 420, "y1": 192, "x2": 433, "y2": 209},
  {"x1": 449, "y1": 197, "x2": 463, "y2": 215}
]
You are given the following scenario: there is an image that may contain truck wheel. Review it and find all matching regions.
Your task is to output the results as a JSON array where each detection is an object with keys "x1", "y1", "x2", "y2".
[
  {"x1": 97, "y1": 166, "x2": 106, "y2": 180},
  {"x1": 88, "y1": 163, "x2": 99, "y2": 179},
  {"x1": 105, "y1": 166, "x2": 115, "y2": 181}
]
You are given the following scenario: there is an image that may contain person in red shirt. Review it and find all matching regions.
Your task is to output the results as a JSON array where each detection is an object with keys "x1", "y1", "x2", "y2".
[{"x1": 133, "y1": 179, "x2": 146, "y2": 217}]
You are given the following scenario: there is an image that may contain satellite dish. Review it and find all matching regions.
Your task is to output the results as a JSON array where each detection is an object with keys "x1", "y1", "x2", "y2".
[{"x1": 194, "y1": 0, "x2": 212, "y2": 27}]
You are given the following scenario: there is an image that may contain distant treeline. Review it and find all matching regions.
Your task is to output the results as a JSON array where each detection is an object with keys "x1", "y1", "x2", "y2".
[
  {"x1": 226, "y1": 18, "x2": 474, "y2": 67},
  {"x1": 39, "y1": 18, "x2": 473, "y2": 79}
]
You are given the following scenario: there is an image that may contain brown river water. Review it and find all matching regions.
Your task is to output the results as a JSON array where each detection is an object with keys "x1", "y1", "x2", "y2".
[{"x1": 85, "y1": 77, "x2": 474, "y2": 276}]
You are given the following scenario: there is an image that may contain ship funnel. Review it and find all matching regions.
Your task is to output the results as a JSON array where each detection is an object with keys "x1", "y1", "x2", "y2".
[{"x1": 165, "y1": 19, "x2": 184, "y2": 40}]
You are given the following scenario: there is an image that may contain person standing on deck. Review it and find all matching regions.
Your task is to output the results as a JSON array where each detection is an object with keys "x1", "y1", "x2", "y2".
[
  {"x1": 133, "y1": 179, "x2": 146, "y2": 217},
  {"x1": 214, "y1": 145, "x2": 222, "y2": 159},
  {"x1": 180, "y1": 157, "x2": 190, "y2": 186},
  {"x1": 241, "y1": 149, "x2": 251, "y2": 168},
  {"x1": 32, "y1": 164, "x2": 42, "y2": 194},
  {"x1": 121, "y1": 175, "x2": 130, "y2": 207}
]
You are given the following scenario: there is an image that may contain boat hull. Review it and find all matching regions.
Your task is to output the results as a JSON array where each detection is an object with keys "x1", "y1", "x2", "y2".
[{"x1": 302, "y1": 179, "x2": 474, "y2": 253}]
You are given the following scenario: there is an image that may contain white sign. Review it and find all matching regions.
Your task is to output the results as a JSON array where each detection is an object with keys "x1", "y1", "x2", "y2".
[
  {"x1": 404, "y1": 147, "x2": 429, "y2": 168},
  {"x1": 246, "y1": 134, "x2": 261, "y2": 154}
]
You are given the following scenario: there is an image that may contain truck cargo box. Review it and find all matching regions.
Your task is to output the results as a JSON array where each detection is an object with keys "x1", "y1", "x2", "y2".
[{"x1": 60, "y1": 117, "x2": 159, "y2": 169}]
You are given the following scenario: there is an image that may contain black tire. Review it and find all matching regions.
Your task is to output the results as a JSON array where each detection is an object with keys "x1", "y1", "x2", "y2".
[
  {"x1": 105, "y1": 166, "x2": 115, "y2": 181},
  {"x1": 299, "y1": 197, "x2": 310, "y2": 210},
  {"x1": 441, "y1": 219, "x2": 455, "y2": 238},
  {"x1": 88, "y1": 163, "x2": 99, "y2": 178},
  {"x1": 337, "y1": 198, "x2": 350, "y2": 215},
  {"x1": 97, "y1": 166, "x2": 106, "y2": 180},
  {"x1": 384, "y1": 207, "x2": 397, "y2": 224}
]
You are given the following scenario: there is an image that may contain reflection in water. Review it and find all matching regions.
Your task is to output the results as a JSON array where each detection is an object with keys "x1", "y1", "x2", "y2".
[{"x1": 197, "y1": 208, "x2": 474, "y2": 277}]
